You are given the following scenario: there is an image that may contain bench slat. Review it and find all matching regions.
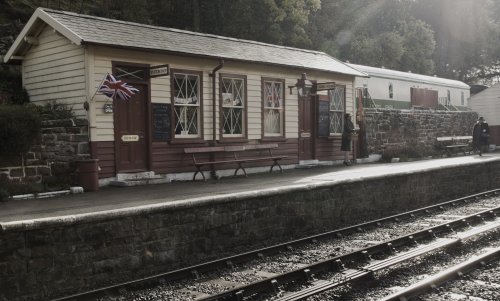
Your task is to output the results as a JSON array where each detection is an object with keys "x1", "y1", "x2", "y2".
[{"x1": 184, "y1": 146, "x2": 225, "y2": 154}]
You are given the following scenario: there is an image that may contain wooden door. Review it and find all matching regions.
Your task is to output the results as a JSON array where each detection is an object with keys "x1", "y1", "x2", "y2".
[
  {"x1": 114, "y1": 83, "x2": 149, "y2": 172},
  {"x1": 298, "y1": 95, "x2": 315, "y2": 160}
]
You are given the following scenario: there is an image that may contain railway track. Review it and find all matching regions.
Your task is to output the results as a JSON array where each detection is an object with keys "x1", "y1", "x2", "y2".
[
  {"x1": 54, "y1": 189, "x2": 500, "y2": 301},
  {"x1": 380, "y1": 245, "x2": 500, "y2": 301}
]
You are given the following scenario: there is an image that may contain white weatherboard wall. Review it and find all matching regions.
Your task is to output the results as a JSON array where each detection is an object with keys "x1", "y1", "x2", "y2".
[
  {"x1": 89, "y1": 46, "x2": 354, "y2": 143},
  {"x1": 22, "y1": 25, "x2": 87, "y2": 117},
  {"x1": 469, "y1": 82, "x2": 500, "y2": 126}
]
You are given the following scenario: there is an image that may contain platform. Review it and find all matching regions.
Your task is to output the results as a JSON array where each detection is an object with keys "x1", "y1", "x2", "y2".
[
  {"x1": 1, "y1": 153, "x2": 499, "y2": 225},
  {"x1": 2, "y1": 153, "x2": 500, "y2": 301}
]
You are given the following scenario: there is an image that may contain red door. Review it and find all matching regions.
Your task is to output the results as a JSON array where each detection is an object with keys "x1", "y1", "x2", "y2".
[
  {"x1": 298, "y1": 95, "x2": 315, "y2": 160},
  {"x1": 114, "y1": 83, "x2": 149, "y2": 172}
]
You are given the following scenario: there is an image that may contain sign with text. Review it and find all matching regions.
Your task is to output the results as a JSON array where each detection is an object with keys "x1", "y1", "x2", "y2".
[
  {"x1": 149, "y1": 64, "x2": 170, "y2": 78},
  {"x1": 315, "y1": 82, "x2": 336, "y2": 91},
  {"x1": 317, "y1": 100, "x2": 330, "y2": 137},
  {"x1": 152, "y1": 103, "x2": 171, "y2": 141}
]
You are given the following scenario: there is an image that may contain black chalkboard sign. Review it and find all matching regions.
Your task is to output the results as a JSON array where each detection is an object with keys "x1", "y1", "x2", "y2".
[
  {"x1": 152, "y1": 103, "x2": 171, "y2": 141},
  {"x1": 318, "y1": 100, "x2": 330, "y2": 138}
]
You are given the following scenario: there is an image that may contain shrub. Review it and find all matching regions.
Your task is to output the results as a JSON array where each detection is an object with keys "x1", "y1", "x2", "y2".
[
  {"x1": 0, "y1": 68, "x2": 30, "y2": 104},
  {"x1": 0, "y1": 105, "x2": 41, "y2": 156},
  {"x1": 0, "y1": 177, "x2": 45, "y2": 199},
  {"x1": 36, "y1": 101, "x2": 75, "y2": 120}
]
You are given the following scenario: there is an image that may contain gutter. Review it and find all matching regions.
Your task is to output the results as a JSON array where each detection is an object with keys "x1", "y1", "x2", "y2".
[
  {"x1": 210, "y1": 59, "x2": 224, "y2": 145},
  {"x1": 209, "y1": 59, "x2": 224, "y2": 179}
]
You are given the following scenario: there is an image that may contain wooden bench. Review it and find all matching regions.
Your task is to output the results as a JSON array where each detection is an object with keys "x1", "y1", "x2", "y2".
[
  {"x1": 436, "y1": 136, "x2": 472, "y2": 156},
  {"x1": 184, "y1": 143, "x2": 287, "y2": 181}
]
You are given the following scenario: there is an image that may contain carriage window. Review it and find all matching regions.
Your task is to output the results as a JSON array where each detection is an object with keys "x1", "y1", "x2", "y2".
[
  {"x1": 329, "y1": 86, "x2": 345, "y2": 135},
  {"x1": 172, "y1": 71, "x2": 201, "y2": 138},
  {"x1": 389, "y1": 83, "x2": 393, "y2": 99},
  {"x1": 263, "y1": 79, "x2": 285, "y2": 137}
]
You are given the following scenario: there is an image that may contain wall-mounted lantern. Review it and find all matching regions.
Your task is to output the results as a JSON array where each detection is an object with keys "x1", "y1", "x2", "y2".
[{"x1": 289, "y1": 73, "x2": 314, "y2": 96}]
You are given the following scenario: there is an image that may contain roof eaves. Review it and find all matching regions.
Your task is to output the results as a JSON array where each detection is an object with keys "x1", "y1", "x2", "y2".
[
  {"x1": 38, "y1": 8, "x2": 82, "y2": 45},
  {"x1": 82, "y1": 41, "x2": 361, "y2": 77},
  {"x1": 3, "y1": 8, "x2": 83, "y2": 63}
]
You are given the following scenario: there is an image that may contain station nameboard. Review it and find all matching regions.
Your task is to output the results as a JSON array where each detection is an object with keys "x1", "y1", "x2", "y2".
[
  {"x1": 149, "y1": 64, "x2": 170, "y2": 78},
  {"x1": 315, "y1": 82, "x2": 336, "y2": 91}
]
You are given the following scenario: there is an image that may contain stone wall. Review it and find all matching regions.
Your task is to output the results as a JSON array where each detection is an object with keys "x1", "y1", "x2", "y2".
[
  {"x1": 0, "y1": 118, "x2": 89, "y2": 184},
  {"x1": 363, "y1": 108, "x2": 478, "y2": 158},
  {"x1": 1, "y1": 159, "x2": 499, "y2": 300}
]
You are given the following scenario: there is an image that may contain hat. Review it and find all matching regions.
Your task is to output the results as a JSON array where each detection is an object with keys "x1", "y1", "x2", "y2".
[
  {"x1": 478, "y1": 116, "x2": 485, "y2": 121},
  {"x1": 345, "y1": 113, "x2": 351, "y2": 118}
]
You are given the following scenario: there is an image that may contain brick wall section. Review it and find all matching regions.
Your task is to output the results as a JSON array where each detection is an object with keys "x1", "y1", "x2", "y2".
[
  {"x1": 363, "y1": 108, "x2": 478, "y2": 157},
  {"x1": 1, "y1": 159, "x2": 499, "y2": 300},
  {"x1": 0, "y1": 118, "x2": 89, "y2": 183}
]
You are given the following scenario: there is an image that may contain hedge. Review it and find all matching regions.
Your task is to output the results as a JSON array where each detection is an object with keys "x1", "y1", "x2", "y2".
[{"x1": 0, "y1": 105, "x2": 41, "y2": 156}]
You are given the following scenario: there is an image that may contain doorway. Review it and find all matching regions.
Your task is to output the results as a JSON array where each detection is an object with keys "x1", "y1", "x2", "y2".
[{"x1": 112, "y1": 64, "x2": 150, "y2": 173}]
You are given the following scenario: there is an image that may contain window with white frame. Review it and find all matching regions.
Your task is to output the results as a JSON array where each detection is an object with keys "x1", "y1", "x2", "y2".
[
  {"x1": 329, "y1": 86, "x2": 345, "y2": 135},
  {"x1": 172, "y1": 71, "x2": 201, "y2": 138},
  {"x1": 221, "y1": 75, "x2": 246, "y2": 137},
  {"x1": 263, "y1": 79, "x2": 284, "y2": 137}
]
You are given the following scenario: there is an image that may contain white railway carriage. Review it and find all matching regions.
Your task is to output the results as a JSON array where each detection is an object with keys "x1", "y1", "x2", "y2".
[{"x1": 348, "y1": 64, "x2": 470, "y2": 110}]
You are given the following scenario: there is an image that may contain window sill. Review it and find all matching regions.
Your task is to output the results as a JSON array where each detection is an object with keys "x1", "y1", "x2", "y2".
[
  {"x1": 326, "y1": 135, "x2": 341, "y2": 140},
  {"x1": 218, "y1": 138, "x2": 249, "y2": 144},
  {"x1": 260, "y1": 137, "x2": 287, "y2": 143},
  {"x1": 169, "y1": 138, "x2": 206, "y2": 145}
]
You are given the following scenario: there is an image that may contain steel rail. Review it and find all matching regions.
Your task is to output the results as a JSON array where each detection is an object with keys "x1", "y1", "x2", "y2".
[
  {"x1": 200, "y1": 206, "x2": 500, "y2": 301},
  {"x1": 379, "y1": 245, "x2": 500, "y2": 301},
  {"x1": 276, "y1": 221, "x2": 500, "y2": 301},
  {"x1": 51, "y1": 189, "x2": 500, "y2": 301}
]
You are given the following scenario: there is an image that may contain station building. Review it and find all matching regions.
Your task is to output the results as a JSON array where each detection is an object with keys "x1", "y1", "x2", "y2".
[
  {"x1": 3, "y1": 8, "x2": 366, "y2": 184},
  {"x1": 469, "y1": 82, "x2": 500, "y2": 147}
]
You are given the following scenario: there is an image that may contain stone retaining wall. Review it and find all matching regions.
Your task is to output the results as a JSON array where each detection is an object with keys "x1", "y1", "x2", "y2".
[
  {"x1": 363, "y1": 108, "x2": 478, "y2": 158},
  {"x1": 0, "y1": 118, "x2": 89, "y2": 184},
  {"x1": 1, "y1": 158, "x2": 499, "y2": 300}
]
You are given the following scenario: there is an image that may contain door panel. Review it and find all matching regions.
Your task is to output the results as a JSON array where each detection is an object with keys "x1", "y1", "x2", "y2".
[
  {"x1": 114, "y1": 83, "x2": 148, "y2": 172},
  {"x1": 298, "y1": 95, "x2": 314, "y2": 160}
]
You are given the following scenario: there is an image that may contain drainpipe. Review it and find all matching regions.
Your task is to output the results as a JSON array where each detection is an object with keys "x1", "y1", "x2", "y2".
[
  {"x1": 210, "y1": 59, "x2": 224, "y2": 146},
  {"x1": 209, "y1": 59, "x2": 224, "y2": 179}
]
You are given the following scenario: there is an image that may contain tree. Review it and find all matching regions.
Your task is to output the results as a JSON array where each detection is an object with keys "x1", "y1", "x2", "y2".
[
  {"x1": 411, "y1": 0, "x2": 500, "y2": 83},
  {"x1": 400, "y1": 19, "x2": 435, "y2": 74}
]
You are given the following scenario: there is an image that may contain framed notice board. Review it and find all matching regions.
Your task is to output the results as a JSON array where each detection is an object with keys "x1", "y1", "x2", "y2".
[
  {"x1": 317, "y1": 100, "x2": 330, "y2": 138},
  {"x1": 151, "y1": 103, "x2": 171, "y2": 141}
]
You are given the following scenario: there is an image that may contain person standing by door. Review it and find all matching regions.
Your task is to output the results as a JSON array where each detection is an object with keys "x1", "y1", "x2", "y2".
[
  {"x1": 341, "y1": 113, "x2": 355, "y2": 165},
  {"x1": 472, "y1": 116, "x2": 490, "y2": 156}
]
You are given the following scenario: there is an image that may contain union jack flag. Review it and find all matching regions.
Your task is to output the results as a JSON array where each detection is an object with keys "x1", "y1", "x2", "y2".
[{"x1": 97, "y1": 73, "x2": 139, "y2": 100}]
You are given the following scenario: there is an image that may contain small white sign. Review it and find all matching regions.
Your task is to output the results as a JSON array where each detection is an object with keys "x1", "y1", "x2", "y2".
[
  {"x1": 103, "y1": 103, "x2": 113, "y2": 113},
  {"x1": 121, "y1": 135, "x2": 139, "y2": 142},
  {"x1": 149, "y1": 64, "x2": 170, "y2": 78}
]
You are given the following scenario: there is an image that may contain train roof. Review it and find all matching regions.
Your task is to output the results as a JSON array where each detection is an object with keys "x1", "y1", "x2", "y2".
[{"x1": 348, "y1": 63, "x2": 470, "y2": 89}]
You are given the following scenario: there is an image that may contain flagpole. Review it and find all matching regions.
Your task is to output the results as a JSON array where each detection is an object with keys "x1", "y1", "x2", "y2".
[
  {"x1": 84, "y1": 72, "x2": 110, "y2": 163},
  {"x1": 89, "y1": 72, "x2": 110, "y2": 102}
]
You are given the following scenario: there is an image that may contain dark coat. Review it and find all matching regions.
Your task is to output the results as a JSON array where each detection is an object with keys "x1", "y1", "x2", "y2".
[
  {"x1": 472, "y1": 121, "x2": 490, "y2": 147},
  {"x1": 341, "y1": 118, "x2": 355, "y2": 151}
]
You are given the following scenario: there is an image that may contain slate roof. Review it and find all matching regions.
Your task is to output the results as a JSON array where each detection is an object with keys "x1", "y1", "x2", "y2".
[
  {"x1": 348, "y1": 63, "x2": 470, "y2": 89},
  {"x1": 5, "y1": 8, "x2": 366, "y2": 77}
]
